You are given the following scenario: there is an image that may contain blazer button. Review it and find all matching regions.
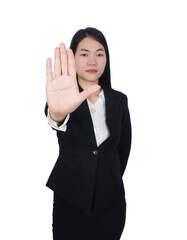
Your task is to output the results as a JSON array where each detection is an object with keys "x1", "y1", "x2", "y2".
[{"x1": 92, "y1": 150, "x2": 98, "y2": 155}]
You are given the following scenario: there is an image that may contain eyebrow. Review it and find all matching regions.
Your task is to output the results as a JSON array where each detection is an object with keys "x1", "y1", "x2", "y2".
[{"x1": 80, "y1": 48, "x2": 105, "y2": 52}]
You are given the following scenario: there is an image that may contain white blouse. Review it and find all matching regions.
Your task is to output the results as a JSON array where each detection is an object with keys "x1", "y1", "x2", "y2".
[{"x1": 47, "y1": 90, "x2": 110, "y2": 146}]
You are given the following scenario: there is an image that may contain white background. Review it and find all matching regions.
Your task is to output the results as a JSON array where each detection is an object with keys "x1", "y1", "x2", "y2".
[{"x1": 0, "y1": 0, "x2": 187, "y2": 239}]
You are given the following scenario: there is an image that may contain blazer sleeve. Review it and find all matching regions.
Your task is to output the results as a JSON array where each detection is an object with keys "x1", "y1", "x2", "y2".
[
  {"x1": 44, "y1": 102, "x2": 48, "y2": 117},
  {"x1": 44, "y1": 103, "x2": 56, "y2": 131},
  {"x1": 118, "y1": 95, "x2": 132, "y2": 176},
  {"x1": 44, "y1": 103, "x2": 69, "y2": 131}
]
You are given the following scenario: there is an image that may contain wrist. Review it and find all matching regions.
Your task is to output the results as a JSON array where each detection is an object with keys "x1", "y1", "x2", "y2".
[{"x1": 49, "y1": 111, "x2": 67, "y2": 123}]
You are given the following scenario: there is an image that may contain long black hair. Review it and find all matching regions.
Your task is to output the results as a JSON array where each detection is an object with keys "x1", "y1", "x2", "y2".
[{"x1": 70, "y1": 27, "x2": 111, "y2": 88}]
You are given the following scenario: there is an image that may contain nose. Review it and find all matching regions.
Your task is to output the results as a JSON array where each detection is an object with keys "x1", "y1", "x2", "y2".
[{"x1": 87, "y1": 54, "x2": 97, "y2": 66}]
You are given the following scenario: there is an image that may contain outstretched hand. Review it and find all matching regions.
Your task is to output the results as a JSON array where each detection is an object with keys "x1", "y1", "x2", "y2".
[{"x1": 46, "y1": 43, "x2": 101, "y2": 122}]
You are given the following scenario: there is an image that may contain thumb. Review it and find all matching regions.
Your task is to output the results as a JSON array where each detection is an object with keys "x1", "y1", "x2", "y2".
[{"x1": 79, "y1": 85, "x2": 101, "y2": 102}]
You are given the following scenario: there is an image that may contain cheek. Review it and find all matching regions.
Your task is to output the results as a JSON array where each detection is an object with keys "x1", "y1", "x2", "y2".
[
  {"x1": 75, "y1": 58, "x2": 85, "y2": 72},
  {"x1": 101, "y1": 59, "x2": 107, "y2": 71},
  {"x1": 75, "y1": 61, "x2": 82, "y2": 73},
  {"x1": 75, "y1": 55, "x2": 80, "y2": 70}
]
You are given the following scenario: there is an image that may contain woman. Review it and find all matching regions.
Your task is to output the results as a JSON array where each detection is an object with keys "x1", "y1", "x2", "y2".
[{"x1": 45, "y1": 27, "x2": 131, "y2": 240}]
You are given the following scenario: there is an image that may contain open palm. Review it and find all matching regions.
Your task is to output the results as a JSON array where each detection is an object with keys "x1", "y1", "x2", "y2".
[{"x1": 46, "y1": 43, "x2": 100, "y2": 122}]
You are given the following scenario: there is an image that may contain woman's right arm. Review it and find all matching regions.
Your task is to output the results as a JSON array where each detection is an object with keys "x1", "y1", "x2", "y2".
[{"x1": 45, "y1": 43, "x2": 100, "y2": 123}]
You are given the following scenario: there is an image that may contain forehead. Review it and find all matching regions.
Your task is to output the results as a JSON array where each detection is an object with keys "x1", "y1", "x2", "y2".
[{"x1": 76, "y1": 37, "x2": 105, "y2": 51}]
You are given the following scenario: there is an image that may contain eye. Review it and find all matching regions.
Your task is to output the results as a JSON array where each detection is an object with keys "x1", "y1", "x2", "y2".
[
  {"x1": 97, "y1": 53, "x2": 104, "y2": 57},
  {"x1": 81, "y1": 53, "x2": 88, "y2": 57}
]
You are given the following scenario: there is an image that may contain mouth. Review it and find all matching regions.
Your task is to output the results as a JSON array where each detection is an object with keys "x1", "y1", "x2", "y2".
[{"x1": 86, "y1": 69, "x2": 98, "y2": 73}]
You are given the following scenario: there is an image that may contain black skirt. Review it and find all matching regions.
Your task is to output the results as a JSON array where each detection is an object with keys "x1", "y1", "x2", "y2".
[{"x1": 52, "y1": 193, "x2": 126, "y2": 240}]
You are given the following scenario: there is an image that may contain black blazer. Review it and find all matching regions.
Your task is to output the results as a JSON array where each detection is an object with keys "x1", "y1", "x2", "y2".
[{"x1": 45, "y1": 86, "x2": 131, "y2": 214}]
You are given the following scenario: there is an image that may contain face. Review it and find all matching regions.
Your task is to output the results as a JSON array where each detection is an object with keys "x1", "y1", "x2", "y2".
[{"x1": 74, "y1": 37, "x2": 107, "y2": 85}]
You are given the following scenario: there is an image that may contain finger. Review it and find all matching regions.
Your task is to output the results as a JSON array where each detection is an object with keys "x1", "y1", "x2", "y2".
[
  {"x1": 46, "y1": 58, "x2": 53, "y2": 82},
  {"x1": 79, "y1": 85, "x2": 101, "y2": 102},
  {"x1": 60, "y1": 43, "x2": 68, "y2": 75},
  {"x1": 54, "y1": 47, "x2": 61, "y2": 78},
  {"x1": 67, "y1": 49, "x2": 76, "y2": 78}
]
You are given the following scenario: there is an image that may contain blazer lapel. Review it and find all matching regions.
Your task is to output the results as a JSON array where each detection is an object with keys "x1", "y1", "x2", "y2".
[
  {"x1": 75, "y1": 85, "x2": 120, "y2": 148},
  {"x1": 99, "y1": 87, "x2": 121, "y2": 148},
  {"x1": 75, "y1": 99, "x2": 98, "y2": 148}
]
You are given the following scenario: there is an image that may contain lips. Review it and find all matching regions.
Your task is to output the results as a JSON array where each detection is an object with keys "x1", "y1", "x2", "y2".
[{"x1": 86, "y1": 69, "x2": 98, "y2": 73}]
